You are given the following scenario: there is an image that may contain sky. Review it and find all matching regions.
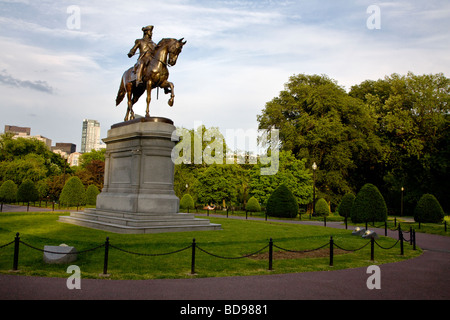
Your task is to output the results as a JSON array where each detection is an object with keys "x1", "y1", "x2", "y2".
[{"x1": 0, "y1": 0, "x2": 449, "y2": 153}]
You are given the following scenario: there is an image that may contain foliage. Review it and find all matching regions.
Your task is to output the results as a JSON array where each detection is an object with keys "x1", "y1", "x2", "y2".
[
  {"x1": 0, "y1": 180, "x2": 18, "y2": 203},
  {"x1": 414, "y1": 194, "x2": 444, "y2": 223},
  {"x1": 266, "y1": 184, "x2": 299, "y2": 218},
  {"x1": 257, "y1": 74, "x2": 384, "y2": 209},
  {"x1": 337, "y1": 193, "x2": 355, "y2": 218},
  {"x1": 315, "y1": 198, "x2": 330, "y2": 217},
  {"x1": 59, "y1": 176, "x2": 86, "y2": 208},
  {"x1": 17, "y1": 179, "x2": 39, "y2": 204},
  {"x1": 351, "y1": 184, "x2": 387, "y2": 223},
  {"x1": 85, "y1": 184, "x2": 100, "y2": 206},
  {"x1": 180, "y1": 194, "x2": 195, "y2": 210},
  {"x1": 246, "y1": 196, "x2": 261, "y2": 212}
]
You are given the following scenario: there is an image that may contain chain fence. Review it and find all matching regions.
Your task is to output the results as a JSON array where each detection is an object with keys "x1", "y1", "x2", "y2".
[{"x1": 0, "y1": 225, "x2": 416, "y2": 276}]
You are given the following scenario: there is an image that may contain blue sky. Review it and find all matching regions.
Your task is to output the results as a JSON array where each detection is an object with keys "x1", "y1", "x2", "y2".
[{"x1": 0, "y1": 0, "x2": 449, "y2": 152}]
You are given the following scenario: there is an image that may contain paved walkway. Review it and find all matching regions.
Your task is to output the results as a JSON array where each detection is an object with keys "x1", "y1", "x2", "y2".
[{"x1": 1, "y1": 207, "x2": 449, "y2": 300}]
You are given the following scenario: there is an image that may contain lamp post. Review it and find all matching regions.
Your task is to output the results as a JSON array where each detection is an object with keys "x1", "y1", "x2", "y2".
[
  {"x1": 312, "y1": 162, "x2": 317, "y2": 218},
  {"x1": 401, "y1": 187, "x2": 404, "y2": 217}
]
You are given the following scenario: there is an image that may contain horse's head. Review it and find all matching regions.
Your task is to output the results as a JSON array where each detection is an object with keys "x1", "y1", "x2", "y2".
[{"x1": 167, "y1": 38, "x2": 187, "y2": 67}]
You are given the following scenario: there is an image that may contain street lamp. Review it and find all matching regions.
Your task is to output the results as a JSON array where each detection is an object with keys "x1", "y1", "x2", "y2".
[
  {"x1": 401, "y1": 187, "x2": 404, "y2": 217},
  {"x1": 312, "y1": 162, "x2": 317, "y2": 218}
]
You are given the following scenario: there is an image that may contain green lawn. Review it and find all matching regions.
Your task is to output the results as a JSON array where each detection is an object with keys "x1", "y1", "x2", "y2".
[{"x1": 0, "y1": 212, "x2": 422, "y2": 280}]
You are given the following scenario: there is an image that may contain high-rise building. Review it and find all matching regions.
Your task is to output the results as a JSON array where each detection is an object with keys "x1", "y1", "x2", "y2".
[{"x1": 81, "y1": 119, "x2": 102, "y2": 153}]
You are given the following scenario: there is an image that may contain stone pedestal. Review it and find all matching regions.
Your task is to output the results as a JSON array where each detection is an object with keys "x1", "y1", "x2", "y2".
[{"x1": 59, "y1": 117, "x2": 221, "y2": 234}]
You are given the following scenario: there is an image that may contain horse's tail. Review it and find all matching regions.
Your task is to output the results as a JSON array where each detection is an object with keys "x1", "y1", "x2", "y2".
[{"x1": 115, "y1": 77, "x2": 126, "y2": 106}]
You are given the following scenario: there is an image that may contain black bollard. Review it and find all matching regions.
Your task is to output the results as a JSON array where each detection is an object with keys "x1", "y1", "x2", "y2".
[
  {"x1": 13, "y1": 233, "x2": 20, "y2": 271},
  {"x1": 103, "y1": 237, "x2": 110, "y2": 275},
  {"x1": 329, "y1": 236, "x2": 334, "y2": 267},
  {"x1": 268, "y1": 238, "x2": 273, "y2": 271},
  {"x1": 191, "y1": 239, "x2": 196, "y2": 275}
]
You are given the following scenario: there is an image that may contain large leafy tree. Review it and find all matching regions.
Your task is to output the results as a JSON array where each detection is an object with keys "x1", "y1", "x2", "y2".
[{"x1": 350, "y1": 72, "x2": 450, "y2": 212}]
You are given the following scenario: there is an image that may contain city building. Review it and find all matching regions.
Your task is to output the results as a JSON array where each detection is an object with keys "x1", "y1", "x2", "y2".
[
  {"x1": 81, "y1": 119, "x2": 105, "y2": 153},
  {"x1": 4, "y1": 125, "x2": 52, "y2": 148}
]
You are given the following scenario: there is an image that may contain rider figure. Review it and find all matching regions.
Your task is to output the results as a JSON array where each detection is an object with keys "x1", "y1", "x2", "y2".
[{"x1": 128, "y1": 25, "x2": 157, "y2": 86}]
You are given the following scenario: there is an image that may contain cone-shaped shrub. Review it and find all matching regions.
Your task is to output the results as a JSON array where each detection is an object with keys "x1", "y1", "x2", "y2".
[
  {"x1": 266, "y1": 184, "x2": 298, "y2": 218},
  {"x1": 59, "y1": 177, "x2": 86, "y2": 208},
  {"x1": 414, "y1": 194, "x2": 444, "y2": 223},
  {"x1": 315, "y1": 198, "x2": 330, "y2": 216},
  {"x1": 180, "y1": 194, "x2": 195, "y2": 210},
  {"x1": 351, "y1": 183, "x2": 387, "y2": 223},
  {"x1": 338, "y1": 193, "x2": 355, "y2": 218},
  {"x1": 85, "y1": 184, "x2": 100, "y2": 206}
]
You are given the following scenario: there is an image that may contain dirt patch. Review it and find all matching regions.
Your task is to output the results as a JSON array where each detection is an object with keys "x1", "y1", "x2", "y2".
[{"x1": 250, "y1": 248, "x2": 348, "y2": 260}]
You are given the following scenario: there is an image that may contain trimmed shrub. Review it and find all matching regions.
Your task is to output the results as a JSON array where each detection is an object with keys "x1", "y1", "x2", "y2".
[
  {"x1": 246, "y1": 196, "x2": 261, "y2": 212},
  {"x1": 414, "y1": 194, "x2": 444, "y2": 223},
  {"x1": 180, "y1": 194, "x2": 195, "y2": 210},
  {"x1": 59, "y1": 177, "x2": 86, "y2": 208},
  {"x1": 86, "y1": 184, "x2": 100, "y2": 206},
  {"x1": 351, "y1": 183, "x2": 387, "y2": 223},
  {"x1": 266, "y1": 184, "x2": 299, "y2": 218},
  {"x1": 337, "y1": 193, "x2": 355, "y2": 218},
  {"x1": 315, "y1": 198, "x2": 330, "y2": 216},
  {"x1": 17, "y1": 179, "x2": 39, "y2": 204}
]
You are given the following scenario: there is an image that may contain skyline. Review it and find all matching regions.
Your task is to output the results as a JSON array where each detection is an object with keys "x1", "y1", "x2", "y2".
[{"x1": 0, "y1": 0, "x2": 449, "y2": 152}]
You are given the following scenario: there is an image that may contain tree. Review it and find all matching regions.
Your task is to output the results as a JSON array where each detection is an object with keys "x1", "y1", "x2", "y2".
[
  {"x1": 414, "y1": 194, "x2": 444, "y2": 223},
  {"x1": 350, "y1": 72, "x2": 450, "y2": 213},
  {"x1": 246, "y1": 196, "x2": 261, "y2": 212},
  {"x1": 59, "y1": 176, "x2": 86, "y2": 210},
  {"x1": 337, "y1": 193, "x2": 355, "y2": 219},
  {"x1": 180, "y1": 194, "x2": 195, "y2": 212},
  {"x1": 315, "y1": 198, "x2": 330, "y2": 217},
  {"x1": 266, "y1": 184, "x2": 299, "y2": 218},
  {"x1": 248, "y1": 150, "x2": 312, "y2": 207},
  {"x1": 0, "y1": 180, "x2": 18, "y2": 211},
  {"x1": 351, "y1": 184, "x2": 387, "y2": 223},
  {"x1": 85, "y1": 184, "x2": 100, "y2": 206},
  {"x1": 17, "y1": 179, "x2": 39, "y2": 211}
]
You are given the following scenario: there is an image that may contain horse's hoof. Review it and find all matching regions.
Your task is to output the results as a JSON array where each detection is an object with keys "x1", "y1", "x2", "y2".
[{"x1": 168, "y1": 99, "x2": 174, "y2": 107}]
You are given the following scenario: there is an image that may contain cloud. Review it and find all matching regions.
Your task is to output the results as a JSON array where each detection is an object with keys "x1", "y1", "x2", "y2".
[{"x1": 0, "y1": 69, "x2": 54, "y2": 94}]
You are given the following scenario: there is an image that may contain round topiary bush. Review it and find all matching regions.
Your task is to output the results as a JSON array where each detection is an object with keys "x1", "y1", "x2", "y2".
[
  {"x1": 414, "y1": 194, "x2": 444, "y2": 223},
  {"x1": 315, "y1": 198, "x2": 329, "y2": 216},
  {"x1": 0, "y1": 180, "x2": 18, "y2": 204},
  {"x1": 337, "y1": 193, "x2": 355, "y2": 218},
  {"x1": 180, "y1": 194, "x2": 195, "y2": 211},
  {"x1": 266, "y1": 184, "x2": 299, "y2": 218},
  {"x1": 351, "y1": 183, "x2": 387, "y2": 223},
  {"x1": 246, "y1": 196, "x2": 261, "y2": 212}
]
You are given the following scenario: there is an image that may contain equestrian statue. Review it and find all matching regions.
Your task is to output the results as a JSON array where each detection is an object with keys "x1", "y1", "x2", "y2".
[{"x1": 116, "y1": 25, "x2": 187, "y2": 121}]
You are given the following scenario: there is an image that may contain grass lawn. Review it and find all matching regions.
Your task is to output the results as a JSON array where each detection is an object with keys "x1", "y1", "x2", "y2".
[{"x1": 0, "y1": 212, "x2": 422, "y2": 280}]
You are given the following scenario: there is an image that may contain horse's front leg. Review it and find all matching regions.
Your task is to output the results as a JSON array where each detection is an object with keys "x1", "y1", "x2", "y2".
[
  {"x1": 125, "y1": 82, "x2": 134, "y2": 121},
  {"x1": 145, "y1": 81, "x2": 152, "y2": 117},
  {"x1": 164, "y1": 81, "x2": 175, "y2": 107}
]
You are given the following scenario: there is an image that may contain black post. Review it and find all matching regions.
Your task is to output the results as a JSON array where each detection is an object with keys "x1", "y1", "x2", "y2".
[
  {"x1": 345, "y1": 216, "x2": 348, "y2": 230},
  {"x1": 13, "y1": 232, "x2": 20, "y2": 271},
  {"x1": 265, "y1": 211, "x2": 267, "y2": 221},
  {"x1": 410, "y1": 227, "x2": 413, "y2": 245},
  {"x1": 413, "y1": 229, "x2": 416, "y2": 251},
  {"x1": 103, "y1": 237, "x2": 110, "y2": 275},
  {"x1": 268, "y1": 238, "x2": 273, "y2": 271},
  {"x1": 370, "y1": 237, "x2": 375, "y2": 261},
  {"x1": 399, "y1": 225, "x2": 404, "y2": 256},
  {"x1": 245, "y1": 210, "x2": 248, "y2": 220},
  {"x1": 329, "y1": 236, "x2": 334, "y2": 267},
  {"x1": 191, "y1": 238, "x2": 196, "y2": 275},
  {"x1": 385, "y1": 221, "x2": 387, "y2": 236},
  {"x1": 445, "y1": 221, "x2": 447, "y2": 232},
  {"x1": 324, "y1": 216, "x2": 327, "y2": 227}
]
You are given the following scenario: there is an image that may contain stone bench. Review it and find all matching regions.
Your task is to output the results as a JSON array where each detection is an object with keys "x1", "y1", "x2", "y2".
[{"x1": 43, "y1": 244, "x2": 77, "y2": 264}]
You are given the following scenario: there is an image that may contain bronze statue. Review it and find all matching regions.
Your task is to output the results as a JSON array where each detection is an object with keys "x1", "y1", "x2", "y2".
[{"x1": 116, "y1": 25, "x2": 187, "y2": 121}]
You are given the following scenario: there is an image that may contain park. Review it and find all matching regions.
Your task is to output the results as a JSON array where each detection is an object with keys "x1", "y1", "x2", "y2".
[{"x1": 0, "y1": 9, "x2": 449, "y2": 303}]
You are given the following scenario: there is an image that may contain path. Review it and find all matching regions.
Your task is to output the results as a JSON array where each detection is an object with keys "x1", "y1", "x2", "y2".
[{"x1": 1, "y1": 207, "x2": 449, "y2": 301}]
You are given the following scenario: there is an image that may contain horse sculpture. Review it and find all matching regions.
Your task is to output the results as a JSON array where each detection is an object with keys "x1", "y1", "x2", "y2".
[{"x1": 116, "y1": 38, "x2": 186, "y2": 121}]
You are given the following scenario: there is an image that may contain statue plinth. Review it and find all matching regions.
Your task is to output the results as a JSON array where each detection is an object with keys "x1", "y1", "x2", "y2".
[{"x1": 60, "y1": 117, "x2": 221, "y2": 234}]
